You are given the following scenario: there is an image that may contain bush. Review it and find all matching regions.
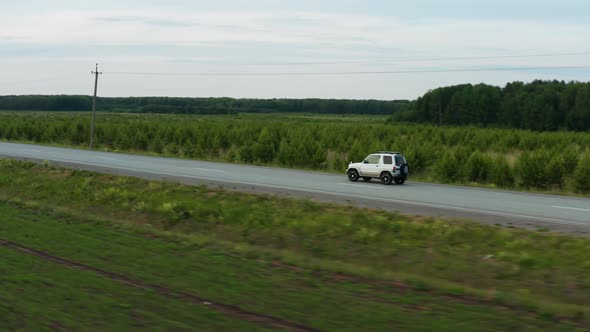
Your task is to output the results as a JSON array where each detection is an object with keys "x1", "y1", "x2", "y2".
[
  {"x1": 239, "y1": 145, "x2": 255, "y2": 163},
  {"x1": 253, "y1": 142, "x2": 274, "y2": 163},
  {"x1": 489, "y1": 156, "x2": 515, "y2": 188},
  {"x1": 562, "y1": 146, "x2": 579, "y2": 173},
  {"x1": 516, "y1": 151, "x2": 549, "y2": 189},
  {"x1": 277, "y1": 140, "x2": 296, "y2": 166},
  {"x1": 434, "y1": 151, "x2": 461, "y2": 183},
  {"x1": 465, "y1": 151, "x2": 492, "y2": 183},
  {"x1": 546, "y1": 156, "x2": 566, "y2": 189},
  {"x1": 253, "y1": 128, "x2": 275, "y2": 163},
  {"x1": 574, "y1": 152, "x2": 590, "y2": 192}
]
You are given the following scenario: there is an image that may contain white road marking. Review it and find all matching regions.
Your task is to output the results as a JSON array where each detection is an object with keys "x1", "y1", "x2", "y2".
[
  {"x1": 194, "y1": 167, "x2": 225, "y2": 173},
  {"x1": 98, "y1": 156, "x2": 117, "y2": 161},
  {"x1": 180, "y1": 167, "x2": 225, "y2": 173},
  {"x1": 339, "y1": 183, "x2": 384, "y2": 189},
  {"x1": 553, "y1": 205, "x2": 590, "y2": 212},
  {"x1": 23, "y1": 149, "x2": 41, "y2": 153}
]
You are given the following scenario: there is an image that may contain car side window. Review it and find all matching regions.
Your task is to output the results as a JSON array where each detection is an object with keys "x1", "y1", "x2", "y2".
[
  {"x1": 365, "y1": 155, "x2": 380, "y2": 164},
  {"x1": 383, "y1": 155, "x2": 393, "y2": 165}
]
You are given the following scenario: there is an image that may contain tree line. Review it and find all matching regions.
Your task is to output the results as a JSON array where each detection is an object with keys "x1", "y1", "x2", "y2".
[
  {"x1": 392, "y1": 80, "x2": 590, "y2": 131},
  {"x1": 0, "y1": 95, "x2": 410, "y2": 115},
  {"x1": 3, "y1": 79, "x2": 590, "y2": 130},
  {"x1": 1, "y1": 113, "x2": 589, "y2": 193}
]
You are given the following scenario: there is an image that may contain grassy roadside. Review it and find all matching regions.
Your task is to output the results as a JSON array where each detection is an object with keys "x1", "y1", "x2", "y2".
[
  {"x1": 1, "y1": 159, "x2": 590, "y2": 324},
  {"x1": 1, "y1": 202, "x2": 587, "y2": 331}
]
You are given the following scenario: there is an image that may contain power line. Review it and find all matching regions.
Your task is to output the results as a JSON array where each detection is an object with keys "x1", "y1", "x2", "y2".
[
  {"x1": 0, "y1": 76, "x2": 63, "y2": 87},
  {"x1": 245, "y1": 52, "x2": 590, "y2": 66},
  {"x1": 105, "y1": 65, "x2": 590, "y2": 77}
]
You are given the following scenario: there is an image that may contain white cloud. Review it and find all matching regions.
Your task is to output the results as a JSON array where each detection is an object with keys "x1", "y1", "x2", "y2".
[
  {"x1": 1, "y1": 5, "x2": 589, "y2": 98},
  {"x1": 3, "y1": 9, "x2": 589, "y2": 55}
]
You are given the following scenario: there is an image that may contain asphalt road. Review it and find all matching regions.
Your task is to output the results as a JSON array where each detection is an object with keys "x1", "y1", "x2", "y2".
[{"x1": 1, "y1": 142, "x2": 589, "y2": 234}]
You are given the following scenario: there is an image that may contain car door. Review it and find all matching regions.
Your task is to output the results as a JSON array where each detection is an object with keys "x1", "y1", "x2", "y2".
[
  {"x1": 395, "y1": 155, "x2": 409, "y2": 176},
  {"x1": 360, "y1": 154, "x2": 381, "y2": 177}
]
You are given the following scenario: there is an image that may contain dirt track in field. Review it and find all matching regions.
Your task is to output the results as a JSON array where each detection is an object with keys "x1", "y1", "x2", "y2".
[{"x1": 0, "y1": 238, "x2": 319, "y2": 332}]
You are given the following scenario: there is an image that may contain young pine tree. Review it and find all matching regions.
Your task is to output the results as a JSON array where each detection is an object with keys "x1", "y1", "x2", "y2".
[
  {"x1": 434, "y1": 151, "x2": 461, "y2": 183},
  {"x1": 489, "y1": 155, "x2": 515, "y2": 188},
  {"x1": 516, "y1": 150, "x2": 549, "y2": 189},
  {"x1": 574, "y1": 152, "x2": 590, "y2": 192},
  {"x1": 546, "y1": 156, "x2": 566, "y2": 189},
  {"x1": 465, "y1": 151, "x2": 492, "y2": 183}
]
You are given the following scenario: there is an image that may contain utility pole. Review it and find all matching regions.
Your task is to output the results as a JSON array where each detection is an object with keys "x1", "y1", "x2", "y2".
[{"x1": 90, "y1": 63, "x2": 102, "y2": 149}]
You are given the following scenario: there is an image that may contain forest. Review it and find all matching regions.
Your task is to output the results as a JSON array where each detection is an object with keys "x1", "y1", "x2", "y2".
[
  {"x1": 0, "y1": 95, "x2": 410, "y2": 115},
  {"x1": 392, "y1": 80, "x2": 590, "y2": 131},
  {"x1": 1, "y1": 112, "x2": 589, "y2": 194},
  {"x1": 2, "y1": 80, "x2": 589, "y2": 130}
]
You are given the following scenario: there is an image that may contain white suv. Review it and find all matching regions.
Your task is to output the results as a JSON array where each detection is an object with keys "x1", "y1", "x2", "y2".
[{"x1": 347, "y1": 152, "x2": 409, "y2": 185}]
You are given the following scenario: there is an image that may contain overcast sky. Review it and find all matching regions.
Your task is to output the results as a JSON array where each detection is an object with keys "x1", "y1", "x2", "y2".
[{"x1": 1, "y1": 0, "x2": 589, "y2": 99}]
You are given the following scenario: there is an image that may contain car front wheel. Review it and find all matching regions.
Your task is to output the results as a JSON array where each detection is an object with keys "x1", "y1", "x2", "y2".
[{"x1": 347, "y1": 169, "x2": 359, "y2": 182}]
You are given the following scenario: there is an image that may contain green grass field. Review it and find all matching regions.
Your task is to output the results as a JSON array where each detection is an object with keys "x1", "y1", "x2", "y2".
[
  {"x1": 1, "y1": 159, "x2": 590, "y2": 330},
  {"x1": 2, "y1": 202, "x2": 588, "y2": 332},
  {"x1": 0, "y1": 243, "x2": 272, "y2": 332}
]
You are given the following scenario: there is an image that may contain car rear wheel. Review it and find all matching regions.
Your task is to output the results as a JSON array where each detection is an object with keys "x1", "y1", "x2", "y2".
[
  {"x1": 347, "y1": 169, "x2": 359, "y2": 182},
  {"x1": 380, "y1": 172, "x2": 393, "y2": 185}
]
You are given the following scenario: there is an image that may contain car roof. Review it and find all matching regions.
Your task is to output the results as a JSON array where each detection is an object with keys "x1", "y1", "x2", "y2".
[{"x1": 375, "y1": 151, "x2": 403, "y2": 155}]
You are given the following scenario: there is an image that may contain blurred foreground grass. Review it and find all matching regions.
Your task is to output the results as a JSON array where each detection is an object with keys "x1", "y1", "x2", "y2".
[{"x1": 1, "y1": 158, "x2": 589, "y2": 330}]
